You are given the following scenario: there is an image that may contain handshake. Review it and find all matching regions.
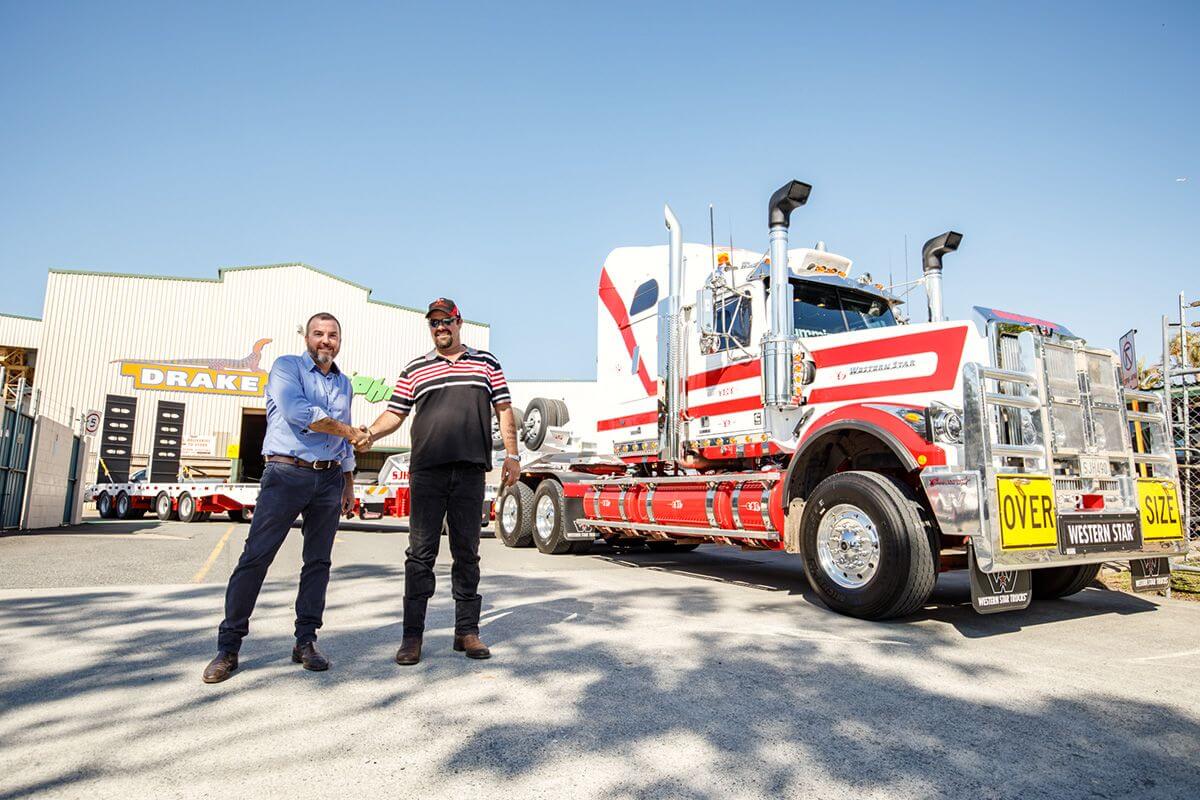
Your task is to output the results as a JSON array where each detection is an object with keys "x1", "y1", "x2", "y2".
[{"x1": 349, "y1": 425, "x2": 374, "y2": 453}]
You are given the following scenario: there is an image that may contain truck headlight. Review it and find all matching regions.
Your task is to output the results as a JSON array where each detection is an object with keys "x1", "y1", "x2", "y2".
[{"x1": 927, "y1": 404, "x2": 964, "y2": 444}]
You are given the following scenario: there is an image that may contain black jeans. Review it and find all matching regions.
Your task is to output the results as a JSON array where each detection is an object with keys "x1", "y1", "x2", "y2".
[
  {"x1": 404, "y1": 462, "x2": 486, "y2": 637},
  {"x1": 217, "y1": 462, "x2": 344, "y2": 653}
]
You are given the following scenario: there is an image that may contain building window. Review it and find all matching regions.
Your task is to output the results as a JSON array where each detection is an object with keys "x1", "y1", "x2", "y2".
[{"x1": 629, "y1": 279, "x2": 659, "y2": 317}]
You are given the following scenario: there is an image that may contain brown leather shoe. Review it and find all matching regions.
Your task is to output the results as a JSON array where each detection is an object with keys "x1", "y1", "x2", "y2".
[
  {"x1": 453, "y1": 633, "x2": 491, "y2": 659},
  {"x1": 202, "y1": 651, "x2": 238, "y2": 683},
  {"x1": 394, "y1": 636, "x2": 422, "y2": 665},
  {"x1": 291, "y1": 641, "x2": 330, "y2": 671}
]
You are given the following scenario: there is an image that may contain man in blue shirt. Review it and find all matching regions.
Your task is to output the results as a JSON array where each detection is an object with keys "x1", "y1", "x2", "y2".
[{"x1": 203, "y1": 312, "x2": 369, "y2": 683}]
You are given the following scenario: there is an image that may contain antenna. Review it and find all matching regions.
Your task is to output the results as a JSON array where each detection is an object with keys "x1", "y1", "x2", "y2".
[
  {"x1": 709, "y1": 204, "x2": 717, "y2": 273},
  {"x1": 904, "y1": 233, "x2": 910, "y2": 294}
]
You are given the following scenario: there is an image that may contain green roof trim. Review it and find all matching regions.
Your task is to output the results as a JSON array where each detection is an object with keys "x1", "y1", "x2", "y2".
[
  {"x1": 47, "y1": 262, "x2": 490, "y2": 327},
  {"x1": 0, "y1": 312, "x2": 42, "y2": 322}
]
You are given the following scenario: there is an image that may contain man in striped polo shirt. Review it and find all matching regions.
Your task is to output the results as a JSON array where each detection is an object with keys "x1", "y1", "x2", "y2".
[{"x1": 361, "y1": 298, "x2": 520, "y2": 664}]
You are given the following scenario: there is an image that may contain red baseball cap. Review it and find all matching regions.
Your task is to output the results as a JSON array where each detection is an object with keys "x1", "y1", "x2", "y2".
[{"x1": 425, "y1": 297, "x2": 460, "y2": 318}]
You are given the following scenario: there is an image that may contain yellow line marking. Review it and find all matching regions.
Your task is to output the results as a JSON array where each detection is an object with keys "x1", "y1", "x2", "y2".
[{"x1": 192, "y1": 525, "x2": 236, "y2": 583}]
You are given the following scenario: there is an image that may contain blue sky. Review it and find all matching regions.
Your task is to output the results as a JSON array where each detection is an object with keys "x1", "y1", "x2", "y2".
[{"x1": 1, "y1": 1, "x2": 1195, "y2": 378}]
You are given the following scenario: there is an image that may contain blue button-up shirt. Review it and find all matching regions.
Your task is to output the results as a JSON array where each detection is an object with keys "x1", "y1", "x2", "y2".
[{"x1": 262, "y1": 354, "x2": 356, "y2": 473}]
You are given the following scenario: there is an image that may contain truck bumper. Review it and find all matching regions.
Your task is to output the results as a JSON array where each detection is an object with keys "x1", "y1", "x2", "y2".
[{"x1": 919, "y1": 467, "x2": 1189, "y2": 573}]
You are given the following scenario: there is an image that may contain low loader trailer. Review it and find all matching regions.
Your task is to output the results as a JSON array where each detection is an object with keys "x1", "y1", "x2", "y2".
[{"x1": 495, "y1": 179, "x2": 1187, "y2": 619}]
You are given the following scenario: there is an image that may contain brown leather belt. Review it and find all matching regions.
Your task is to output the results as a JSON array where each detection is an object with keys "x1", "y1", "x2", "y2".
[{"x1": 266, "y1": 455, "x2": 342, "y2": 471}]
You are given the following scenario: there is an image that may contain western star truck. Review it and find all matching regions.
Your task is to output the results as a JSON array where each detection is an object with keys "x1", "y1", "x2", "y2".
[{"x1": 495, "y1": 179, "x2": 1187, "y2": 619}]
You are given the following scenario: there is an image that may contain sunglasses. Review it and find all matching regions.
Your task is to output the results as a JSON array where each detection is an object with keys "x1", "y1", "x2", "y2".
[{"x1": 428, "y1": 317, "x2": 459, "y2": 329}]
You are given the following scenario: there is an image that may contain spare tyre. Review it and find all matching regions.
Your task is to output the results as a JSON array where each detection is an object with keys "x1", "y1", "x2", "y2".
[{"x1": 523, "y1": 398, "x2": 562, "y2": 451}]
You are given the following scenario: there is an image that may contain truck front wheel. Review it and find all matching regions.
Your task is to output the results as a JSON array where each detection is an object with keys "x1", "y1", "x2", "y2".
[
  {"x1": 1032, "y1": 564, "x2": 1102, "y2": 600},
  {"x1": 799, "y1": 471, "x2": 936, "y2": 620}
]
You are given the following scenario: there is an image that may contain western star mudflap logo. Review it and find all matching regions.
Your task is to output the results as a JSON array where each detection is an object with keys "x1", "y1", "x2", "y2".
[
  {"x1": 114, "y1": 339, "x2": 272, "y2": 397},
  {"x1": 1130, "y1": 557, "x2": 1170, "y2": 593},
  {"x1": 969, "y1": 548, "x2": 1031, "y2": 614}
]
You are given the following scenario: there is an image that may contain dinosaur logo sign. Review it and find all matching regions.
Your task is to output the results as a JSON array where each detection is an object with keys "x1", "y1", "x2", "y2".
[{"x1": 115, "y1": 339, "x2": 272, "y2": 397}]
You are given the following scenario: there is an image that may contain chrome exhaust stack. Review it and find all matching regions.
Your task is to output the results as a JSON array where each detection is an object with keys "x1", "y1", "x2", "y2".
[
  {"x1": 921, "y1": 231, "x2": 963, "y2": 323},
  {"x1": 658, "y1": 204, "x2": 687, "y2": 463},
  {"x1": 763, "y1": 180, "x2": 811, "y2": 408}
]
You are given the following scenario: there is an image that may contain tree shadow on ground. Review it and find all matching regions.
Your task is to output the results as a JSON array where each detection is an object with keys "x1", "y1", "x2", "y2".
[{"x1": 0, "y1": 560, "x2": 1195, "y2": 799}]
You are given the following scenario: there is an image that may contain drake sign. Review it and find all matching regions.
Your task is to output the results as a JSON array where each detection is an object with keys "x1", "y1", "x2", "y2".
[{"x1": 115, "y1": 339, "x2": 272, "y2": 397}]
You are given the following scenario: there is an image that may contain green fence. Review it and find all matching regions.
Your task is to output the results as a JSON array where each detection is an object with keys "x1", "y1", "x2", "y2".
[{"x1": 0, "y1": 405, "x2": 34, "y2": 529}]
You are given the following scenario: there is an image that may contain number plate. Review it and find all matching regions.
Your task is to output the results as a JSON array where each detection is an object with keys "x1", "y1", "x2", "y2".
[
  {"x1": 1137, "y1": 478, "x2": 1184, "y2": 541},
  {"x1": 1058, "y1": 513, "x2": 1141, "y2": 555},
  {"x1": 996, "y1": 474, "x2": 1058, "y2": 550},
  {"x1": 1079, "y1": 457, "x2": 1110, "y2": 478}
]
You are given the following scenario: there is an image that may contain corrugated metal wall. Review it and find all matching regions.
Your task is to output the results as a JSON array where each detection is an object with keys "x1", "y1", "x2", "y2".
[
  {"x1": 0, "y1": 314, "x2": 42, "y2": 350},
  {"x1": 34, "y1": 265, "x2": 490, "y2": 459}
]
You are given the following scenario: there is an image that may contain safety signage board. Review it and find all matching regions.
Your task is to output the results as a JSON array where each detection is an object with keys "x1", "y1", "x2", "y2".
[
  {"x1": 1118, "y1": 329, "x2": 1138, "y2": 389},
  {"x1": 83, "y1": 410, "x2": 102, "y2": 435}
]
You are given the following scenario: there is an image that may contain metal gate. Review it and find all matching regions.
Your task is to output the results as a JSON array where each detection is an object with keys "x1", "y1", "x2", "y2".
[
  {"x1": 63, "y1": 434, "x2": 83, "y2": 525},
  {"x1": 0, "y1": 405, "x2": 34, "y2": 529}
]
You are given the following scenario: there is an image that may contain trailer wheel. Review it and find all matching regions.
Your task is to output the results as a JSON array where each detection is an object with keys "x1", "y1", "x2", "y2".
[
  {"x1": 114, "y1": 491, "x2": 133, "y2": 520},
  {"x1": 532, "y1": 480, "x2": 587, "y2": 554},
  {"x1": 197, "y1": 511, "x2": 212, "y2": 522},
  {"x1": 177, "y1": 493, "x2": 200, "y2": 523},
  {"x1": 226, "y1": 508, "x2": 249, "y2": 523},
  {"x1": 155, "y1": 492, "x2": 176, "y2": 521},
  {"x1": 552, "y1": 399, "x2": 569, "y2": 426},
  {"x1": 97, "y1": 492, "x2": 117, "y2": 519},
  {"x1": 523, "y1": 398, "x2": 561, "y2": 451},
  {"x1": 496, "y1": 483, "x2": 535, "y2": 548},
  {"x1": 646, "y1": 541, "x2": 700, "y2": 553},
  {"x1": 1032, "y1": 563, "x2": 1102, "y2": 600},
  {"x1": 799, "y1": 471, "x2": 936, "y2": 620}
]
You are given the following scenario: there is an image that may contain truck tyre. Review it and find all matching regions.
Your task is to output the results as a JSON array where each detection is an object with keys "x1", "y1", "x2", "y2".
[
  {"x1": 532, "y1": 480, "x2": 582, "y2": 554},
  {"x1": 552, "y1": 399, "x2": 570, "y2": 425},
  {"x1": 799, "y1": 471, "x2": 936, "y2": 620},
  {"x1": 226, "y1": 509, "x2": 249, "y2": 523},
  {"x1": 155, "y1": 491, "x2": 176, "y2": 521},
  {"x1": 496, "y1": 483, "x2": 535, "y2": 548},
  {"x1": 97, "y1": 492, "x2": 117, "y2": 519},
  {"x1": 1032, "y1": 563, "x2": 1102, "y2": 600},
  {"x1": 646, "y1": 541, "x2": 700, "y2": 553},
  {"x1": 177, "y1": 492, "x2": 200, "y2": 523},
  {"x1": 197, "y1": 511, "x2": 212, "y2": 522},
  {"x1": 523, "y1": 398, "x2": 561, "y2": 451},
  {"x1": 115, "y1": 491, "x2": 134, "y2": 520}
]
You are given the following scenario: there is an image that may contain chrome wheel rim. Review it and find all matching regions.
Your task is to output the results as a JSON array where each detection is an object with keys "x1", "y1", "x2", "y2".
[
  {"x1": 525, "y1": 408, "x2": 542, "y2": 440},
  {"x1": 501, "y1": 493, "x2": 518, "y2": 533},
  {"x1": 535, "y1": 494, "x2": 556, "y2": 541},
  {"x1": 816, "y1": 503, "x2": 880, "y2": 589}
]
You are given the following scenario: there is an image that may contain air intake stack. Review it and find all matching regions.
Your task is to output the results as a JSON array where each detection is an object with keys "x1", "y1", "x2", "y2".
[
  {"x1": 762, "y1": 180, "x2": 812, "y2": 408},
  {"x1": 920, "y1": 231, "x2": 963, "y2": 323}
]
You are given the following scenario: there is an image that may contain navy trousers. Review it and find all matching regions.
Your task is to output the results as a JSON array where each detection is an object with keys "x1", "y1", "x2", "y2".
[
  {"x1": 403, "y1": 462, "x2": 486, "y2": 637},
  {"x1": 217, "y1": 462, "x2": 344, "y2": 653}
]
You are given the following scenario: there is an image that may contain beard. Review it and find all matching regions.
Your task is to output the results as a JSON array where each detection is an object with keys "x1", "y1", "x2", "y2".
[{"x1": 308, "y1": 347, "x2": 334, "y2": 365}]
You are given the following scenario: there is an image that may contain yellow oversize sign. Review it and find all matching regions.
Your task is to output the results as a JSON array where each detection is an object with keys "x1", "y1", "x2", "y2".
[
  {"x1": 996, "y1": 474, "x2": 1058, "y2": 550},
  {"x1": 1137, "y1": 478, "x2": 1184, "y2": 541},
  {"x1": 119, "y1": 362, "x2": 267, "y2": 397}
]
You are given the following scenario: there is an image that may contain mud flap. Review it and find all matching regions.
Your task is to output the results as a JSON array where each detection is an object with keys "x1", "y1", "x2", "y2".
[
  {"x1": 784, "y1": 498, "x2": 804, "y2": 554},
  {"x1": 969, "y1": 546, "x2": 1031, "y2": 614},
  {"x1": 1130, "y1": 557, "x2": 1170, "y2": 594}
]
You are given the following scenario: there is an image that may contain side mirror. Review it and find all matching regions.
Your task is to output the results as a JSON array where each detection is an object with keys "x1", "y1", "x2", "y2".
[{"x1": 696, "y1": 288, "x2": 719, "y2": 353}]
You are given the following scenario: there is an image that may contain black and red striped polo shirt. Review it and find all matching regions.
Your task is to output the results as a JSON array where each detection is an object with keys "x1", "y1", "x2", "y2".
[{"x1": 388, "y1": 347, "x2": 511, "y2": 471}]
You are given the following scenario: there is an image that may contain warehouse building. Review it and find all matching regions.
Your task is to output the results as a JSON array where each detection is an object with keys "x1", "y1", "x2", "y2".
[{"x1": 0, "y1": 263, "x2": 504, "y2": 483}]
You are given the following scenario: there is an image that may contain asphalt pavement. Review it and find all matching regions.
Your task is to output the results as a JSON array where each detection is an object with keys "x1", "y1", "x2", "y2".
[{"x1": 1, "y1": 516, "x2": 1198, "y2": 799}]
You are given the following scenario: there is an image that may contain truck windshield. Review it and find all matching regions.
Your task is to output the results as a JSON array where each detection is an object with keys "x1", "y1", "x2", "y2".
[{"x1": 791, "y1": 280, "x2": 896, "y2": 337}]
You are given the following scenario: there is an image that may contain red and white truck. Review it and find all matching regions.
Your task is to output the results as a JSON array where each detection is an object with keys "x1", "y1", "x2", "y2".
[{"x1": 496, "y1": 179, "x2": 1188, "y2": 618}]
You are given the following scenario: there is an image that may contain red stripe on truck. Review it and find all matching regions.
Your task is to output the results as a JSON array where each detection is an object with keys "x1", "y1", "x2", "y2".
[
  {"x1": 807, "y1": 326, "x2": 968, "y2": 404},
  {"x1": 599, "y1": 268, "x2": 657, "y2": 397}
]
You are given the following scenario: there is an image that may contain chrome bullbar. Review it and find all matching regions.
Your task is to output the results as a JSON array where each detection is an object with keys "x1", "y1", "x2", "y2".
[{"x1": 922, "y1": 330, "x2": 1187, "y2": 572}]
